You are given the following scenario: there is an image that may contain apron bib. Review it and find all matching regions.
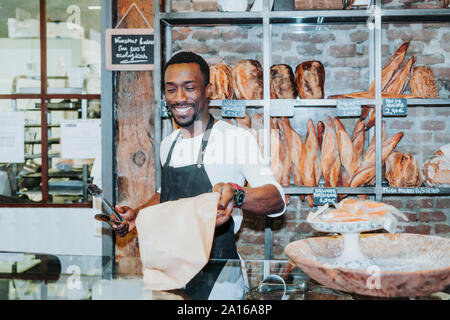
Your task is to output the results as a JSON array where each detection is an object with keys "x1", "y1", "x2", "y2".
[{"x1": 160, "y1": 115, "x2": 239, "y2": 299}]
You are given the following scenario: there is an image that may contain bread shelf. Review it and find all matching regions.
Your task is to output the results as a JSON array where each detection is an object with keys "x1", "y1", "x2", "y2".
[{"x1": 161, "y1": 9, "x2": 450, "y2": 26}]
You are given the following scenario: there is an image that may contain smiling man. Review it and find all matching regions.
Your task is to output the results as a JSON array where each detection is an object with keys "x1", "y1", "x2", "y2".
[{"x1": 111, "y1": 51, "x2": 286, "y2": 300}]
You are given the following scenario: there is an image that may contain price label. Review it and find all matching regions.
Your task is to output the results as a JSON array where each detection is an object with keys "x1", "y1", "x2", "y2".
[
  {"x1": 383, "y1": 98, "x2": 407, "y2": 116},
  {"x1": 382, "y1": 187, "x2": 441, "y2": 194},
  {"x1": 337, "y1": 100, "x2": 361, "y2": 117},
  {"x1": 313, "y1": 188, "x2": 338, "y2": 206},
  {"x1": 270, "y1": 100, "x2": 295, "y2": 117},
  {"x1": 222, "y1": 100, "x2": 246, "y2": 118},
  {"x1": 160, "y1": 101, "x2": 170, "y2": 118}
]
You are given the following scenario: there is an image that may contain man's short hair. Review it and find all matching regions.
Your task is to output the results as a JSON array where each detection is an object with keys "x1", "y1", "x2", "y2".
[{"x1": 163, "y1": 51, "x2": 210, "y2": 86}]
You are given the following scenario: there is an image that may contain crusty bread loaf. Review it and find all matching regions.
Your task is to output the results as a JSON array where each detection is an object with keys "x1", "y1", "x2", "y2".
[
  {"x1": 409, "y1": 66, "x2": 439, "y2": 98},
  {"x1": 232, "y1": 59, "x2": 263, "y2": 100},
  {"x1": 209, "y1": 63, "x2": 234, "y2": 100},
  {"x1": 385, "y1": 151, "x2": 423, "y2": 187},
  {"x1": 270, "y1": 64, "x2": 297, "y2": 99},
  {"x1": 295, "y1": 61, "x2": 325, "y2": 99}
]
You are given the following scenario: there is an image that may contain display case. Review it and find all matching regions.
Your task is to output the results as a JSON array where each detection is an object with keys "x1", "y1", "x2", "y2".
[{"x1": 152, "y1": 0, "x2": 450, "y2": 258}]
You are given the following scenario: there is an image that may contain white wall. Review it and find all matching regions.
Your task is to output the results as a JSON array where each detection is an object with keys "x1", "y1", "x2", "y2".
[{"x1": 0, "y1": 207, "x2": 103, "y2": 256}]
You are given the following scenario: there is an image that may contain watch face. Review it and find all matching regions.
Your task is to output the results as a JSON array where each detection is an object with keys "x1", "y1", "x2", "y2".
[{"x1": 235, "y1": 190, "x2": 245, "y2": 207}]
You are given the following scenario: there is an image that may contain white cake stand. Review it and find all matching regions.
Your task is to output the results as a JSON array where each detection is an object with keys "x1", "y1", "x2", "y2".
[{"x1": 308, "y1": 219, "x2": 385, "y2": 268}]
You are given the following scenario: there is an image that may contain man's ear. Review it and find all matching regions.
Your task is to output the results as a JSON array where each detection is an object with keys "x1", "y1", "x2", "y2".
[{"x1": 205, "y1": 82, "x2": 212, "y2": 99}]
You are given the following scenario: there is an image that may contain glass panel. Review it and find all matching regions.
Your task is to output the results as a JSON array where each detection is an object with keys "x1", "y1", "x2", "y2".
[
  {"x1": 46, "y1": 98, "x2": 101, "y2": 204},
  {"x1": 0, "y1": 1, "x2": 40, "y2": 94},
  {"x1": 46, "y1": 0, "x2": 101, "y2": 94},
  {"x1": 0, "y1": 99, "x2": 42, "y2": 203}
]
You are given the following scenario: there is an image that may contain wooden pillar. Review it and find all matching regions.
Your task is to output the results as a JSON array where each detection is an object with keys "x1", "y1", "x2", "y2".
[{"x1": 115, "y1": 0, "x2": 156, "y2": 275}]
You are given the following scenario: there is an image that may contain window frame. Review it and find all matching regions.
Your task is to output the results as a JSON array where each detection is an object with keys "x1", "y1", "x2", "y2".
[{"x1": 0, "y1": 0, "x2": 101, "y2": 207}]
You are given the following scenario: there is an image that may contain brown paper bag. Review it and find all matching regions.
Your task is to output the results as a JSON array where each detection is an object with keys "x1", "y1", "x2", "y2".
[{"x1": 135, "y1": 192, "x2": 220, "y2": 290}]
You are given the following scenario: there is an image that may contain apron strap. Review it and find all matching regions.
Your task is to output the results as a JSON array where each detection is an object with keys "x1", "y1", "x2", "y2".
[
  {"x1": 196, "y1": 115, "x2": 215, "y2": 166},
  {"x1": 163, "y1": 131, "x2": 181, "y2": 169}
]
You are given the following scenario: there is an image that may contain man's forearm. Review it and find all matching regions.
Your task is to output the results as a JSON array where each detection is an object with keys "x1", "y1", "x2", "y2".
[
  {"x1": 136, "y1": 192, "x2": 161, "y2": 212},
  {"x1": 240, "y1": 184, "x2": 284, "y2": 215}
]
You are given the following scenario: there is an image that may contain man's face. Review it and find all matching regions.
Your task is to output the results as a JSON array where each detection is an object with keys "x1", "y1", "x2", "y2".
[{"x1": 164, "y1": 63, "x2": 211, "y2": 128}]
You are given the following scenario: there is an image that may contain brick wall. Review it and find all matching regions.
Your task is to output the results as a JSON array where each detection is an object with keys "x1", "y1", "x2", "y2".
[{"x1": 167, "y1": 3, "x2": 450, "y2": 259}]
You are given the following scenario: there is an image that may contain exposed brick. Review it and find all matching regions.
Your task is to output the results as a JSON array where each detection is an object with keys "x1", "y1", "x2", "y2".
[
  {"x1": 238, "y1": 231, "x2": 265, "y2": 245},
  {"x1": 296, "y1": 44, "x2": 321, "y2": 56},
  {"x1": 403, "y1": 212, "x2": 418, "y2": 222},
  {"x1": 221, "y1": 29, "x2": 249, "y2": 41},
  {"x1": 435, "y1": 224, "x2": 450, "y2": 234},
  {"x1": 271, "y1": 41, "x2": 292, "y2": 52},
  {"x1": 406, "y1": 198, "x2": 433, "y2": 209},
  {"x1": 419, "y1": 211, "x2": 447, "y2": 222},
  {"x1": 402, "y1": 132, "x2": 432, "y2": 143},
  {"x1": 180, "y1": 42, "x2": 208, "y2": 53},
  {"x1": 389, "y1": 120, "x2": 415, "y2": 130},
  {"x1": 403, "y1": 224, "x2": 431, "y2": 235},
  {"x1": 298, "y1": 222, "x2": 313, "y2": 234},
  {"x1": 406, "y1": 107, "x2": 431, "y2": 116},
  {"x1": 435, "y1": 67, "x2": 450, "y2": 81},
  {"x1": 383, "y1": 199, "x2": 403, "y2": 209},
  {"x1": 193, "y1": 0, "x2": 218, "y2": 11},
  {"x1": 334, "y1": 69, "x2": 361, "y2": 80},
  {"x1": 330, "y1": 44, "x2": 357, "y2": 58},
  {"x1": 172, "y1": 27, "x2": 191, "y2": 41},
  {"x1": 334, "y1": 56, "x2": 368, "y2": 68},
  {"x1": 416, "y1": 54, "x2": 445, "y2": 65},
  {"x1": 282, "y1": 33, "x2": 311, "y2": 42},
  {"x1": 434, "y1": 133, "x2": 450, "y2": 144},
  {"x1": 172, "y1": 0, "x2": 192, "y2": 12},
  {"x1": 406, "y1": 42, "x2": 425, "y2": 54},
  {"x1": 234, "y1": 42, "x2": 262, "y2": 54},
  {"x1": 349, "y1": 31, "x2": 368, "y2": 43},
  {"x1": 441, "y1": 33, "x2": 450, "y2": 52},
  {"x1": 435, "y1": 109, "x2": 450, "y2": 117},
  {"x1": 192, "y1": 29, "x2": 220, "y2": 41},
  {"x1": 386, "y1": 28, "x2": 436, "y2": 42},
  {"x1": 436, "y1": 198, "x2": 450, "y2": 209},
  {"x1": 421, "y1": 120, "x2": 445, "y2": 131}
]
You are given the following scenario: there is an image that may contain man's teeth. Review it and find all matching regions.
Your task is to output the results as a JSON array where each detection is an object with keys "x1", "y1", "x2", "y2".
[{"x1": 175, "y1": 106, "x2": 192, "y2": 114}]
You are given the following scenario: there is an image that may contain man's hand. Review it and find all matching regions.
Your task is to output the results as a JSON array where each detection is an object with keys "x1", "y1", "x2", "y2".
[
  {"x1": 109, "y1": 205, "x2": 138, "y2": 237},
  {"x1": 212, "y1": 183, "x2": 235, "y2": 227}
]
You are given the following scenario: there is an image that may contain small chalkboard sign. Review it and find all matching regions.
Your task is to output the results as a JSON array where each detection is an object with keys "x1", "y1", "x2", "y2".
[
  {"x1": 270, "y1": 100, "x2": 295, "y2": 117},
  {"x1": 106, "y1": 28, "x2": 154, "y2": 71},
  {"x1": 222, "y1": 100, "x2": 246, "y2": 118},
  {"x1": 383, "y1": 98, "x2": 407, "y2": 116},
  {"x1": 337, "y1": 100, "x2": 361, "y2": 117},
  {"x1": 313, "y1": 188, "x2": 338, "y2": 205}
]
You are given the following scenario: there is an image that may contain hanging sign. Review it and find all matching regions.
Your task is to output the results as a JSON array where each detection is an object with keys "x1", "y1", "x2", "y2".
[
  {"x1": 336, "y1": 100, "x2": 361, "y2": 117},
  {"x1": 383, "y1": 98, "x2": 407, "y2": 116},
  {"x1": 105, "y1": 3, "x2": 154, "y2": 71},
  {"x1": 222, "y1": 100, "x2": 246, "y2": 118},
  {"x1": 313, "y1": 188, "x2": 338, "y2": 205}
]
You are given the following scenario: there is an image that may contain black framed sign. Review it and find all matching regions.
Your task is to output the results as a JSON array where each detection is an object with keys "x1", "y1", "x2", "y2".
[{"x1": 105, "y1": 28, "x2": 154, "y2": 71}]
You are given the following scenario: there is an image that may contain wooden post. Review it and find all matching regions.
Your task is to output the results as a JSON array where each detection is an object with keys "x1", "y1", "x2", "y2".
[{"x1": 115, "y1": 0, "x2": 156, "y2": 276}]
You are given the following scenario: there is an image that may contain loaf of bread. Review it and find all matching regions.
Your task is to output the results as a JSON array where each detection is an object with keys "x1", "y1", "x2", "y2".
[
  {"x1": 409, "y1": 66, "x2": 439, "y2": 98},
  {"x1": 270, "y1": 64, "x2": 297, "y2": 99},
  {"x1": 295, "y1": 61, "x2": 325, "y2": 99},
  {"x1": 423, "y1": 144, "x2": 450, "y2": 187},
  {"x1": 232, "y1": 59, "x2": 263, "y2": 100},
  {"x1": 209, "y1": 63, "x2": 234, "y2": 100},
  {"x1": 385, "y1": 151, "x2": 423, "y2": 187}
]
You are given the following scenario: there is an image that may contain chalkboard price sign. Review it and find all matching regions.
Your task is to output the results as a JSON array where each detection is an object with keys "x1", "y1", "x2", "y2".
[
  {"x1": 313, "y1": 188, "x2": 338, "y2": 205},
  {"x1": 106, "y1": 28, "x2": 154, "y2": 71},
  {"x1": 222, "y1": 100, "x2": 246, "y2": 118},
  {"x1": 337, "y1": 100, "x2": 361, "y2": 117},
  {"x1": 383, "y1": 98, "x2": 407, "y2": 116}
]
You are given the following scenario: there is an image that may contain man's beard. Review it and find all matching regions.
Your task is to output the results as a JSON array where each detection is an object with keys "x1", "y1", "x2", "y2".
[{"x1": 169, "y1": 102, "x2": 197, "y2": 128}]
